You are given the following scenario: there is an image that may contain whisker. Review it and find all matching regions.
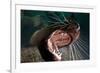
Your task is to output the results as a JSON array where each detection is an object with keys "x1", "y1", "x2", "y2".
[
  {"x1": 47, "y1": 21, "x2": 61, "y2": 24},
  {"x1": 77, "y1": 39, "x2": 89, "y2": 48},
  {"x1": 49, "y1": 16, "x2": 62, "y2": 22},
  {"x1": 49, "y1": 13, "x2": 64, "y2": 23},
  {"x1": 70, "y1": 44, "x2": 75, "y2": 60},
  {"x1": 77, "y1": 40, "x2": 89, "y2": 52},
  {"x1": 72, "y1": 44, "x2": 79, "y2": 60},
  {"x1": 61, "y1": 13, "x2": 67, "y2": 21},
  {"x1": 81, "y1": 35, "x2": 89, "y2": 41},
  {"x1": 78, "y1": 38, "x2": 88, "y2": 45},
  {"x1": 75, "y1": 41, "x2": 89, "y2": 57},
  {"x1": 69, "y1": 45, "x2": 72, "y2": 60},
  {"x1": 48, "y1": 21, "x2": 64, "y2": 24},
  {"x1": 72, "y1": 43, "x2": 83, "y2": 59},
  {"x1": 67, "y1": 46, "x2": 71, "y2": 60},
  {"x1": 63, "y1": 47, "x2": 70, "y2": 60}
]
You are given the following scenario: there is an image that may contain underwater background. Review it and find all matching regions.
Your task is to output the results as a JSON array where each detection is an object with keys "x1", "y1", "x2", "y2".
[{"x1": 21, "y1": 10, "x2": 90, "y2": 63}]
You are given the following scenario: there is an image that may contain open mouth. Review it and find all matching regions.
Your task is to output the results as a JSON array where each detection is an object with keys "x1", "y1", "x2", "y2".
[{"x1": 47, "y1": 25, "x2": 80, "y2": 61}]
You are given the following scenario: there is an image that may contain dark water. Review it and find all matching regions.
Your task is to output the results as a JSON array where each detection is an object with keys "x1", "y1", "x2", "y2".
[{"x1": 21, "y1": 10, "x2": 90, "y2": 62}]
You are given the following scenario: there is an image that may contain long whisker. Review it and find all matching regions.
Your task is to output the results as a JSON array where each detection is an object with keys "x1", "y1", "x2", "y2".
[
  {"x1": 70, "y1": 44, "x2": 75, "y2": 60},
  {"x1": 69, "y1": 45, "x2": 72, "y2": 60},
  {"x1": 47, "y1": 21, "x2": 62, "y2": 24},
  {"x1": 49, "y1": 16, "x2": 63, "y2": 22},
  {"x1": 75, "y1": 41, "x2": 89, "y2": 57},
  {"x1": 72, "y1": 43, "x2": 83, "y2": 59},
  {"x1": 78, "y1": 38, "x2": 88, "y2": 45},
  {"x1": 77, "y1": 39, "x2": 88, "y2": 47},
  {"x1": 72, "y1": 44, "x2": 79, "y2": 60},
  {"x1": 49, "y1": 13, "x2": 64, "y2": 23},
  {"x1": 77, "y1": 40, "x2": 89, "y2": 52},
  {"x1": 80, "y1": 35, "x2": 89, "y2": 42},
  {"x1": 61, "y1": 13, "x2": 66, "y2": 21}
]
